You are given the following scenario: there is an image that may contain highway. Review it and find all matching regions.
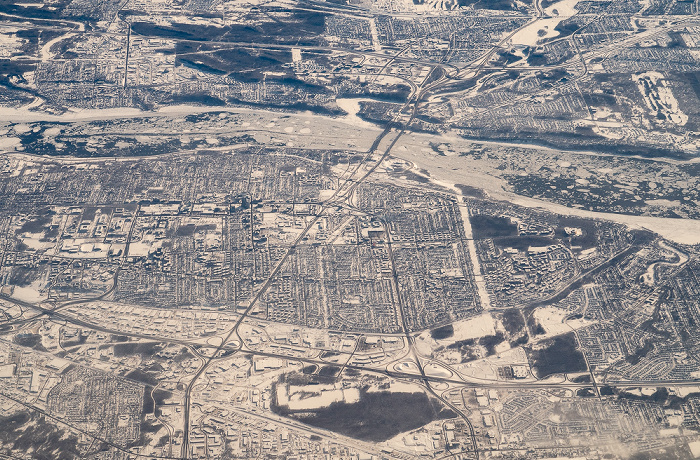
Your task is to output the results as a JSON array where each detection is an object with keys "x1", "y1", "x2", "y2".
[
  {"x1": 3, "y1": 1, "x2": 700, "y2": 458},
  {"x1": 179, "y1": 35, "x2": 442, "y2": 457}
]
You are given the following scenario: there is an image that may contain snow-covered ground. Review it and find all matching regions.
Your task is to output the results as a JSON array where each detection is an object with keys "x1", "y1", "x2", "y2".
[
  {"x1": 640, "y1": 241, "x2": 688, "y2": 286},
  {"x1": 633, "y1": 71, "x2": 688, "y2": 126},
  {"x1": 335, "y1": 98, "x2": 383, "y2": 129},
  {"x1": 532, "y1": 306, "x2": 594, "y2": 339},
  {"x1": 415, "y1": 312, "x2": 500, "y2": 356},
  {"x1": 11, "y1": 280, "x2": 47, "y2": 303},
  {"x1": 509, "y1": 0, "x2": 580, "y2": 47}
]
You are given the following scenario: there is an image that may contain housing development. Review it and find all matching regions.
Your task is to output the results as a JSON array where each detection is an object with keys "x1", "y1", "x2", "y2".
[{"x1": 1, "y1": 0, "x2": 700, "y2": 459}]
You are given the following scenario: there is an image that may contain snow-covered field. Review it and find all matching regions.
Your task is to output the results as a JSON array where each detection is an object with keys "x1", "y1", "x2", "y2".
[
  {"x1": 532, "y1": 306, "x2": 594, "y2": 339},
  {"x1": 415, "y1": 313, "x2": 500, "y2": 356},
  {"x1": 509, "y1": 0, "x2": 581, "y2": 47}
]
